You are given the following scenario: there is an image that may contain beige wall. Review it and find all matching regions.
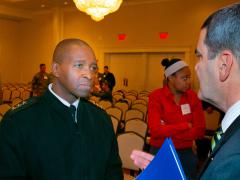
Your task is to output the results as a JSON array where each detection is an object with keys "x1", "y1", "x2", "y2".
[
  {"x1": 18, "y1": 12, "x2": 54, "y2": 83},
  {"x1": 0, "y1": 18, "x2": 20, "y2": 83},
  {"x1": 0, "y1": 0, "x2": 239, "y2": 88}
]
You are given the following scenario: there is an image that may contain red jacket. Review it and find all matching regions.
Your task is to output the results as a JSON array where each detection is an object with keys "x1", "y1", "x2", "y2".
[{"x1": 148, "y1": 85, "x2": 205, "y2": 149}]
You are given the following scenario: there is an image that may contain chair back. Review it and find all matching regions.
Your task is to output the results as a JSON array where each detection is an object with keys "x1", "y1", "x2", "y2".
[
  {"x1": 131, "y1": 103, "x2": 147, "y2": 119},
  {"x1": 117, "y1": 132, "x2": 145, "y2": 170},
  {"x1": 3, "y1": 89, "x2": 11, "y2": 102},
  {"x1": 125, "y1": 109, "x2": 144, "y2": 121},
  {"x1": 114, "y1": 101, "x2": 129, "y2": 118},
  {"x1": 132, "y1": 99, "x2": 147, "y2": 106},
  {"x1": 11, "y1": 97, "x2": 23, "y2": 108},
  {"x1": 0, "y1": 104, "x2": 11, "y2": 116},
  {"x1": 106, "y1": 106, "x2": 123, "y2": 121},
  {"x1": 21, "y1": 90, "x2": 31, "y2": 101},
  {"x1": 98, "y1": 100, "x2": 112, "y2": 109},
  {"x1": 125, "y1": 118, "x2": 148, "y2": 138},
  {"x1": 11, "y1": 90, "x2": 21, "y2": 100},
  {"x1": 205, "y1": 111, "x2": 220, "y2": 131}
]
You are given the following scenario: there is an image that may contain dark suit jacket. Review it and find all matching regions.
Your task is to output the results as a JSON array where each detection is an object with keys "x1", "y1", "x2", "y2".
[
  {"x1": 199, "y1": 115, "x2": 240, "y2": 179},
  {"x1": 0, "y1": 89, "x2": 123, "y2": 180}
]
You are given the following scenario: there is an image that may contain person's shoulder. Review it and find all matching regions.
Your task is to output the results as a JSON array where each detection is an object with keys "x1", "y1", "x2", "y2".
[
  {"x1": 149, "y1": 88, "x2": 162, "y2": 96},
  {"x1": 34, "y1": 72, "x2": 41, "y2": 77},
  {"x1": 5, "y1": 97, "x2": 40, "y2": 117}
]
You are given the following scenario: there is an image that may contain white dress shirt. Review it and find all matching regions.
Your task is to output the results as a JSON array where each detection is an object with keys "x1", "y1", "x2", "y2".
[
  {"x1": 221, "y1": 100, "x2": 240, "y2": 133},
  {"x1": 48, "y1": 83, "x2": 79, "y2": 122}
]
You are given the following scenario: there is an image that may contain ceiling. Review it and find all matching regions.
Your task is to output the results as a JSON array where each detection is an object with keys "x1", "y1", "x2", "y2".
[
  {"x1": 0, "y1": 0, "x2": 177, "y2": 11},
  {"x1": 0, "y1": 0, "x2": 180, "y2": 20},
  {"x1": 0, "y1": 0, "x2": 232, "y2": 20},
  {"x1": 1, "y1": 0, "x2": 75, "y2": 10}
]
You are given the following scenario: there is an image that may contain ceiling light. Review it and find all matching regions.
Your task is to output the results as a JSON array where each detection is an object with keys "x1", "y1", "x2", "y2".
[{"x1": 73, "y1": 0, "x2": 123, "y2": 22}]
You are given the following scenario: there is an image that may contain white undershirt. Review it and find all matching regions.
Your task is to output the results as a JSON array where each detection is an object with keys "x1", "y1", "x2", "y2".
[
  {"x1": 221, "y1": 100, "x2": 240, "y2": 133},
  {"x1": 48, "y1": 84, "x2": 79, "y2": 122}
]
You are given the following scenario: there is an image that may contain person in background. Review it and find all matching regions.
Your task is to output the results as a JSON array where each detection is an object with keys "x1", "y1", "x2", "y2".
[
  {"x1": 103, "y1": 65, "x2": 116, "y2": 92},
  {"x1": 139, "y1": 58, "x2": 206, "y2": 179},
  {"x1": 0, "y1": 38, "x2": 123, "y2": 179},
  {"x1": 92, "y1": 80, "x2": 113, "y2": 103},
  {"x1": 131, "y1": 3, "x2": 240, "y2": 180},
  {"x1": 91, "y1": 68, "x2": 102, "y2": 93},
  {"x1": 31, "y1": 63, "x2": 52, "y2": 96}
]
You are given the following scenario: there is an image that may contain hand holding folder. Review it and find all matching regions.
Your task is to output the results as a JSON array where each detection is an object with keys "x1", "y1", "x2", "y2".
[{"x1": 135, "y1": 138, "x2": 186, "y2": 180}]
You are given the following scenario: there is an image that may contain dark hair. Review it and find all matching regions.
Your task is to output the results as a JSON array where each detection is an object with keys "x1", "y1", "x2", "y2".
[
  {"x1": 201, "y1": 3, "x2": 240, "y2": 60},
  {"x1": 104, "y1": 66, "x2": 109, "y2": 69},
  {"x1": 40, "y1": 63, "x2": 45, "y2": 68},
  {"x1": 161, "y1": 58, "x2": 181, "y2": 70}
]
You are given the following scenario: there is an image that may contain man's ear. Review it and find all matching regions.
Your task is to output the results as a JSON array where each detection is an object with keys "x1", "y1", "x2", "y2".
[
  {"x1": 219, "y1": 50, "x2": 233, "y2": 82},
  {"x1": 51, "y1": 62, "x2": 60, "y2": 78}
]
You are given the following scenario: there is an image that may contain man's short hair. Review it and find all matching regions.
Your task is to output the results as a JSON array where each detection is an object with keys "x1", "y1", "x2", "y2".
[
  {"x1": 201, "y1": 3, "x2": 240, "y2": 61},
  {"x1": 104, "y1": 66, "x2": 109, "y2": 69},
  {"x1": 53, "y1": 38, "x2": 93, "y2": 63},
  {"x1": 40, "y1": 63, "x2": 46, "y2": 68}
]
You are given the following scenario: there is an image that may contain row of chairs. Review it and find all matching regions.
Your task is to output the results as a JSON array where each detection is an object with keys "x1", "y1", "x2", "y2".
[
  {"x1": 106, "y1": 106, "x2": 146, "y2": 122},
  {"x1": 113, "y1": 89, "x2": 149, "y2": 100},
  {"x1": 110, "y1": 91, "x2": 150, "y2": 177},
  {"x1": 111, "y1": 116, "x2": 148, "y2": 137},
  {"x1": 112, "y1": 90, "x2": 149, "y2": 106},
  {"x1": 0, "y1": 83, "x2": 31, "y2": 119},
  {"x1": 0, "y1": 103, "x2": 11, "y2": 118},
  {"x1": 2, "y1": 88, "x2": 31, "y2": 104}
]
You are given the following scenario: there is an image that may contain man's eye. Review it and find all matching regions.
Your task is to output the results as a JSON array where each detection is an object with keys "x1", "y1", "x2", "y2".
[
  {"x1": 74, "y1": 64, "x2": 84, "y2": 68},
  {"x1": 90, "y1": 65, "x2": 98, "y2": 72}
]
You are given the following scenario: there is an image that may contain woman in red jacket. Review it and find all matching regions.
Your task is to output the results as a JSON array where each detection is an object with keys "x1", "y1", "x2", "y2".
[{"x1": 148, "y1": 58, "x2": 205, "y2": 179}]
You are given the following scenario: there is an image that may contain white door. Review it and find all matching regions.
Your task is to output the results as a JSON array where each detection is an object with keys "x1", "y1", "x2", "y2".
[{"x1": 105, "y1": 51, "x2": 185, "y2": 91}]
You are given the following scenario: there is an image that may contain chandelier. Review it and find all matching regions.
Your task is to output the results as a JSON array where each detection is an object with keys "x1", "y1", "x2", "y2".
[{"x1": 73, "y1": 0, "x2": 123, "y2": 22}]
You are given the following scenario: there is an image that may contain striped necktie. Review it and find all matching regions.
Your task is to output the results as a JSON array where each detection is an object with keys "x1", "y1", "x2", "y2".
[
  {"x1": 69, "y1": 105, "x2": 77, "y2": 123},
  {"x1": 211, "y1": 127, "x2": 223, "y2": 151}
]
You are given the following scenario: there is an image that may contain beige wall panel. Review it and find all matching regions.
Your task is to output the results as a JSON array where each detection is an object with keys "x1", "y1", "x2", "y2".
[
  {"x1": 0, "y1": 19, "x2": 20, "y2": 83},
  {"x1": 146, "y1": 52, "x2": 185, "y2": 91},
  {"x1": 18, "y1": 12, "x2": 54, "y2": 83},
  {"x1": 105, "y1": 52, "x2": 146, "y2": 91},
  {"x1": 106, "y1": 51, "x2": 186, "y2": 92}
]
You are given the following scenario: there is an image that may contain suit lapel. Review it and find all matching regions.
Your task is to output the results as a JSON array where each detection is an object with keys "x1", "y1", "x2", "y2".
[{"x1": 198, "y1": 115, "x2": 240, "y2": 179}]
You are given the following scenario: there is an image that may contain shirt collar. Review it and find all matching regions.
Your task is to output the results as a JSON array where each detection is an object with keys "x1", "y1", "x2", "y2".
[
  {"x1": 48, "y1": 83, "x2": 79, "y2": 108},
  {"x1": 163, "y1": 85, "x2": 174, "y2": 98},
  {"x1": 163, "y1": 85, "x2": 188, "y2": 99},
  {"x1": 221, "y1": 100, "x2": 240, "y2": 133}
]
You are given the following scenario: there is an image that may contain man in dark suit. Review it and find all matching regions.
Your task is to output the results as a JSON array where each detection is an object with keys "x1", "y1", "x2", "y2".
[
  {"x1": 103, "y1": 65, "x2": 116, "y2": 92},
  {"x1": 131, "y1": 3, "x2": 240, "y2": 179},
  {"x1": 194, "y1": 3, "x2": 240, "y2": 179},
  {"x1": 0, "y1": 39, "x2": 123, "y2": 180}
]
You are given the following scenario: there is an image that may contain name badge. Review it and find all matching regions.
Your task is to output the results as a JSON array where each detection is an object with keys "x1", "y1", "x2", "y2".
[
  {"x1": 181, "y1": 104, "x2": 191, "y2": 115},
  {"x1": 44, "y1": 75, "x2": 48, "y2": 80}
]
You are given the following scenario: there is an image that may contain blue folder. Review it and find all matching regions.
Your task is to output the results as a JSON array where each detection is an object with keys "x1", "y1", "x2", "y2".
[{"x1": 135, "y1": 138, "x2": 186, "y2": 180}]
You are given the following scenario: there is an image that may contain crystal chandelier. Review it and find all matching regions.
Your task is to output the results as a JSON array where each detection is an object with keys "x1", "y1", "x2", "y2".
[{"x1": 73, "y1": 0, "x2": 123, "y2": 21}]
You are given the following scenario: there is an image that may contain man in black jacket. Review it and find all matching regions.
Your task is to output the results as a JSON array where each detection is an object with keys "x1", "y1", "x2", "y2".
[
  {"x1": 103, "y1": 65, "x2": 116, "y2": 92},
  {"x1": 0, "y1": 39, "x2": 123, "y2": 180}
]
